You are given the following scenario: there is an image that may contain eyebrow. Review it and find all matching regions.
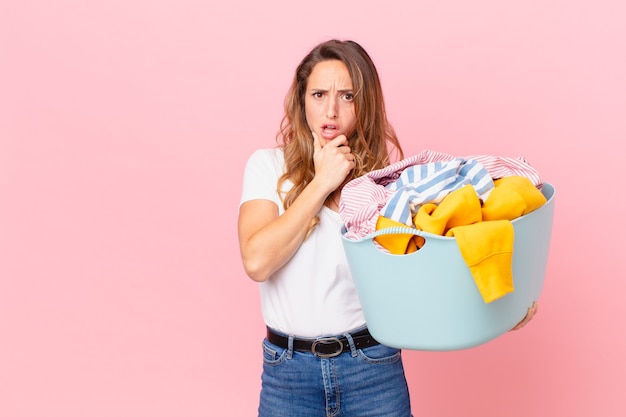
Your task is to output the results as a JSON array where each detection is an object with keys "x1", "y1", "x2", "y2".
[{"x1": 309, "y1": 88, "x2": 354, "y2": 93}]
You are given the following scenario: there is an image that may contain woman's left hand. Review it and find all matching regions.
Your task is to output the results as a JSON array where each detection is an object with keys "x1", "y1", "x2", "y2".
[{"x1": 510, "y1": 301, "x2": 538, "y2": 331}]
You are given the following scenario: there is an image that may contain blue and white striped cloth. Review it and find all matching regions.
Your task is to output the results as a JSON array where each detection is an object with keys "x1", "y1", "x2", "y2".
[{"x1": 381, "y1": 158, "x2": 494, "y2": 226}]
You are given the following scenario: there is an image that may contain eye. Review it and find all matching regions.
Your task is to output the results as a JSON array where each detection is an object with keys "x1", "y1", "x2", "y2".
[
  {"x1": 343, "y1": 93, "x2": 354, "y2": 102},
  {"x1": 312, "y1": 91, "x2": 324, "y2": 99}
]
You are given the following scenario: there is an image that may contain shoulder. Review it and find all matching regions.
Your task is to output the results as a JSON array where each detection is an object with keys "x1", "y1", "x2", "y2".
[
  {"x1": 248, "y1": 148, "x2": 284, "y2": 163},
  {"x1": 242, "y1": 148, "x2": 287, "y2": 186},
  {"x1": 240, "y1": 148, "x2": 287, "y2": 207},
  {"x1": 246, "y1": 148, "x2": 284, "y2": 170}
]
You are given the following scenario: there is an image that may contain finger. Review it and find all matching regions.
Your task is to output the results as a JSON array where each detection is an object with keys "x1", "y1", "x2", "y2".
[
  {"x1": 328, "y1": 134, "x2": 349, "y2": 147},
  {"x1": 511, "y1": 319, "x2": 525, "y2": 331},
  {"x1": 312, "y1": 131, "x2": 322, "y2": 152},
  {"x1": 517, "y1": 302, "x2": 538, "y2": 328},
  {"x1": 331, "y1": 136, "x2": 353, "y2": 157}
]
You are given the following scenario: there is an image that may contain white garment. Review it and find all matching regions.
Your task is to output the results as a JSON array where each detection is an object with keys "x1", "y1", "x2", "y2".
[{"x1": 239, "y1": 148, "x2": 366, "y2": 337}]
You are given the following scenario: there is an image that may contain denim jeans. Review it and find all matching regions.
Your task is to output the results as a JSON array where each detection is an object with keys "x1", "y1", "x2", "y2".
[{"x1": 258, "y1": 328, "x2": 413, "y2": 417}]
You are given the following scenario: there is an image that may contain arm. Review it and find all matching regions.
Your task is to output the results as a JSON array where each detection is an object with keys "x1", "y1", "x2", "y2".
[
  {"x1": 238, "y1": 133, "x2": 355, "y2": 282},
  {"x1": 238, "y1": 180, "x2": 328, "y2": 282}
]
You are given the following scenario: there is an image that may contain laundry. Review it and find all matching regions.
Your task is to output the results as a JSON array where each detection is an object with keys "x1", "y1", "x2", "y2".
[
  {"x1": 374, "y1": 215, "x2": 424, "y2": 255},
  {"x1": 482, "y1": 176, "x2": 547, "y2": 221},
  {"x1": 447, "y1": 220, "x2": 515, "y2": 303},
  {"x1": 370, "y1": 176, "x2": 547, "y2": 303},
  {"x1": 381, "y1": 158, "x2": 494, "y2": 227},
  {"x1": 340, "y1": 150, "x2": 543, "y2": 241},
  {"x1": 413, "y1": 184, "x2": 483, "y2": 236}
]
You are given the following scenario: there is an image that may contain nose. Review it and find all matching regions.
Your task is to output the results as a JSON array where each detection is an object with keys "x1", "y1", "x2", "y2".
[{"x1": 325, "y1": 96, "x2": 338, "y2": 119}]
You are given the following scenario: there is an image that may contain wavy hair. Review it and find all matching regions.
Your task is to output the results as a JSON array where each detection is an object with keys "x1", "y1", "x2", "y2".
[{"x1": 276, "y1": 40, "x2": 404, "y2": 220}]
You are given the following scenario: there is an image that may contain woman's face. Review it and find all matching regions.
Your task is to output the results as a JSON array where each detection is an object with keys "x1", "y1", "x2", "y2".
[{"x1": 304, "y1": 60, "x2": 357, "y2": 147}]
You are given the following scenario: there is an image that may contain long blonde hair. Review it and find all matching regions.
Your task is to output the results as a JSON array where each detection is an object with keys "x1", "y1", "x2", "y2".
[{"x1": 277, "y1": 40, "x2": 403, "y2": 230}]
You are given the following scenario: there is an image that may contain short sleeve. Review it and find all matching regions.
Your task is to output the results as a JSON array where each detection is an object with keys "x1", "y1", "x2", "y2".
[{"x1": 239, "y1": 148, "x2": 287, "y2": 209}]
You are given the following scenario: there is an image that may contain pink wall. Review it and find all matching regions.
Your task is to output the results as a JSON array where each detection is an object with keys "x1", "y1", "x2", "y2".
[{"x1": 2, "y1": 1, "x2": 624, "y2": 416}]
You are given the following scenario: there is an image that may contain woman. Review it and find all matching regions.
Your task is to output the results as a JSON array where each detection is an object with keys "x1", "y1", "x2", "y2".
[
  {"x1": 238, "y1": 39, "x2": 412, "y2": 416},
  {"x1": 238, "y1": 39, "x2": 538, "y2": 416}
]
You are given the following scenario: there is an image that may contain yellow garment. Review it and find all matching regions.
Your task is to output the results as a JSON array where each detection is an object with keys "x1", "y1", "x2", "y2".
[
  {"x1": 374, "y1": 216, "x2": 423, "y2": 254},
  {"x1": 374, "y1": 177, "x2": 546, "y2": 303},
  {"x1": 446, "y1": 221, "x2": 514, "y2": 303},
  {"x1": 482, "y1": 176, "x2": 546, "y2": 221},
  {"x1": 413, "y1": 184, "x2": 482, "y2": 236},
  {"x1": 412, "y1": 184, "x2": 515, "y2": 303}
]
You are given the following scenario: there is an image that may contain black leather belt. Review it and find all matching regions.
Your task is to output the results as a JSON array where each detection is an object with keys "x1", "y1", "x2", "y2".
[{"x1": 266, "y1": 327, "x2": 380, "y2": 358}]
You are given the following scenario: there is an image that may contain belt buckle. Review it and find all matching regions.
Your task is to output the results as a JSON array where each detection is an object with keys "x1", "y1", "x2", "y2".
[{"x1": 311, "y1": 337, "x2": 343, "y2": 358}]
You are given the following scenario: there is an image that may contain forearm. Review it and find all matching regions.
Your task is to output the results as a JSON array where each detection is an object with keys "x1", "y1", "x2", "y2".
[{"x1": 239, "y1": 179, "x2": 331, "y2": 282}]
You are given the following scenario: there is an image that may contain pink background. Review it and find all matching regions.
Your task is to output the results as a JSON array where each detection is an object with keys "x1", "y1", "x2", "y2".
[{"x1": 2, "y1": 1, "x2": 625, "y2": 416}]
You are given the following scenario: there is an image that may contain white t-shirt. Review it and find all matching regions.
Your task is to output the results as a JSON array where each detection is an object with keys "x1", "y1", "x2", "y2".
[{"x1": 239, "y1": 148, "x2": 366, "y2": 337}]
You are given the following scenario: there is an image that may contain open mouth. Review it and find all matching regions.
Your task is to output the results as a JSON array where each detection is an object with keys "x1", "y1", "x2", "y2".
[{"x1": 321, "y1": 124, "x2": 338, "y2": 137}]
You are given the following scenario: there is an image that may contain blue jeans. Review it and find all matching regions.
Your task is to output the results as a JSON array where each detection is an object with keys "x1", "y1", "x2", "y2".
[{"x1": 258, "y1": 328, "x2": 413, "y2": 417}]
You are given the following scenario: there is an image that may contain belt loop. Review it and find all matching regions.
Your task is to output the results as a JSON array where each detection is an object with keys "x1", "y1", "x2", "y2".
[
  {"x1": 286, "y1": 335, "x2": 294, "y2": 359},
  {"x1": 344, "y1": 332, "x2": 358, "y2": 357}
]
